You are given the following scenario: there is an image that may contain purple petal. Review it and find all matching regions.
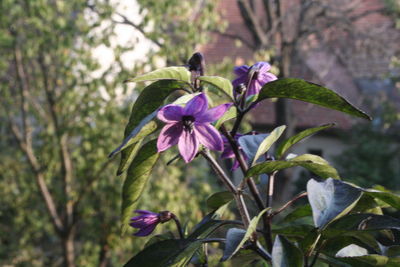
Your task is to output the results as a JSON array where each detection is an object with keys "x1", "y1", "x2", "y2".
[
  {"x1": 134, "y1": 210, "x2": 158, "y2": 215},
  {"x1": 233, "y1": 65, "x2": 249, "y2": 76},
  {"x1": 196, "y1": 103, "x2": 233, "y2": 123},
  {"x1": 259, "y1": 72, "x2": 277, "y2": 83},
  {"x1": 157, "y1": 123, "x2": 183, "y2": 152},
  {"x1": 194, "y1": 124, "x2": 223, "y2": 151},
  {"x1": 232, "y1": 160, "x2": 240, "y2": 171},
  {"x1": 253, "y1": 62, "x2": 271, "y2": 72},
  {"x1": 178, "y1": 130, "x2": 199, "y2": 163},
  {"x1": 134, "y1": 223, "x2": 158, "y2": 237},
  {"x1": 221, "y1": 146, "x2": 234, "y2": 159},
  {"x1": 247, "y1": 80, "x2": 262, "y2": 96},
  {"x1": 183, "y1": 93, "x2": 208, "y2": 116},
  {"x1": 157, "y1": 105, "x2": 184, "y2": 122},
  {"x1": 232, "y1": 75, "x2": 247, "y2": 88}
]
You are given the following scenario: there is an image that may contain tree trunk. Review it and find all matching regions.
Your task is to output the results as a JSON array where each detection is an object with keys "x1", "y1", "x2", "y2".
[
  {"x1": 274, "y1": 42, "x2": 296, "y2": 202},
  {"x1": 62, "y1": 227, "x2": 76, "y2": 267}
]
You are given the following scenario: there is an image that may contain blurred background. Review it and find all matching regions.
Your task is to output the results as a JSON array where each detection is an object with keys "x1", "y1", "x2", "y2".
[{"x1": 0, "y1": 0, "x2": 399, "y2": 266}]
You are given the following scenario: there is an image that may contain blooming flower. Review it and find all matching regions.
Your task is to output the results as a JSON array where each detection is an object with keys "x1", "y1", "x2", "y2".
[
  {"x1": 157, "y1": 93, "x2": 232, "y2": 163},
  {"x1": 129, "y1": 210, "x2": 161, "y2": 237},
  {"x1": 221, "y1": 133, "x2": 248, "y2": 171},
  {"x1": 232, "y1": 62, "x2": 277, "y2": 96}
]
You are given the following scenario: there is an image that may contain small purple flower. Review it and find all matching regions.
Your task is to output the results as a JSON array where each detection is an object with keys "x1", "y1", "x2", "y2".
[
  {"x1": 221, "y1": 133, "x2": 248, "y2": 171},
  {"x1": 157, "y1": 93, "x2": 232, "y2": 163},
  {"x1": 129, "y1": 210, "x2": 161, "y2": 237},
  {"x1": 232, "y1": 62, "x2": 277, "y2": 96}
]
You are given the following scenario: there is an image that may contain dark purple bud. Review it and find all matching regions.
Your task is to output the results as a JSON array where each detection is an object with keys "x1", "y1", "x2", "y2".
[{"x1": 158, "y1": 210, "x2": 173, "y2": 223}]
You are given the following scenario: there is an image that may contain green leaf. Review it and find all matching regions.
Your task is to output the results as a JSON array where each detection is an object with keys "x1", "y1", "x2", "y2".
[
  {"x1": 252, "y1": 125, "x2": 286, "y2": 165},
  {"x1": 272, "y1": 224, "x2": 315, "y2": 237},
  {"x1": 126, "y1": 66, "x2": 191, "y2": 84},
  {"x1": 117, "y1": 80, "x2": 189, "y2": 175},
  {"x1": 116, "y1": 139, "x2": 143, "y2": 175},
  {"x1": 272, "y1": 235, "x2": 304, "y2": 267},
  {"x1": 363, "y1": 189, "x2": 400, "y2": 210},
  {"x1": 334, "y1": 254, "x2": 389, "y2": 266},
  {"x1": 275, "y1": 123, "x2": 335, "y2": 159},
  {"x1": 221, "y1": 208, "x2": 270, "y2": 261},
  {"x1": 307, "y1": 178, "x2": 363, "y2": 229},
  {"x1": 246, "y1": 154, "x2": 340, "y2": 179},
  {"x1": 109, "y1": 112, "x2": 159, "y2": 158},
  {"x1": 238, "y1": 133, "x2": 269, "y2": 164},
  {"x1": 206, "y1": 191, "x2": 233, "y2": 211},
  {"x1": 282, "y1": 204, "x2": 312, "y2": 223},
  {"x1": 221, "y1": 228, "x2": 247, "y2": 262},
  {"x1": 256, "y1": 78, "x2": 371, "y2": 120},
  {"x1": 198, "y1": 75, "x2": 234, "y2": 100},
  {"x1": 121, "y1": 139, "x2": 160, "y2": 234},
  {"x1": 214, "y1": 105, "x2": 236, "y2": 129},
  {"x1": 123, "y1": 239, "x2": 202, "y2": 267},
  {"x1": 336, "y1": 244, "x2": 368, "y2": 257}
]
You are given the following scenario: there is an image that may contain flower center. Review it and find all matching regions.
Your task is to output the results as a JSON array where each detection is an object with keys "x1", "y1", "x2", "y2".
[{"x1": 182, "y1": 115, "x2": 195, "y2": 132}]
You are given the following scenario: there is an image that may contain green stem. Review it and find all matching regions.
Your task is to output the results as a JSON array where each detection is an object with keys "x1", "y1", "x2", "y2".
[{"x1": 200, "y1": 150, "x2": 251, "y2": 227}]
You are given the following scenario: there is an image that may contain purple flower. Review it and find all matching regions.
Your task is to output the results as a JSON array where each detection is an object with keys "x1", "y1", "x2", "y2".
[
  {"x1": 129, "y1": 210, "x2": 160, "y2": 237},
  {"x1": 232, "y1": 62, "x2": 277, "y2": 96},
  {"x1": 157, "y1": 93, "x2": 232, "y2": 163},
  {"x1": 221, "y1": 133, "x2": 248, "y2": 171}
]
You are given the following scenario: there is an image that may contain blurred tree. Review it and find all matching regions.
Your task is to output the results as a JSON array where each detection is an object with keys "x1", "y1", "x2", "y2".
[
  {"x1": 0, "y1": 1, "x2": 131, "y2": 266},
  {"x1": 215, "y1": 0, "x2": 396, "y2": 200},
  {"x1": 0, "y1": 0, "x2": 224, "y2": 266},
  {"x1": 334, "y1": 0, "x2": 400, "y2": 190}
]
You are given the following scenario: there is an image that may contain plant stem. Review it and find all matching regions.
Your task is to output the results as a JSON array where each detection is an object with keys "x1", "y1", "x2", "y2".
[
  {"x1": 309, "y1": 251, "x2": 320, "y2": 267},
  {"x1": 171, "y1": 215, "x2": 184, "y2": 239},
  {"x1": 200, "y1": 150, "x2": 251, "y2": 227},
  {"x1": 266, "y1": 171, "x2": 276, "y2": 208},
  {"x1": 200, "y1": 150, "x2": 237, "y2": 194},
  {"x1": 253, "y1": 241, "x2": 272, "y2": 261},
  {"x1": 271, "y1": 192, "x2": 307, "y2": 217},
  {"x1": 220, "y1": 125, "x2": 273, "y2": 251}
]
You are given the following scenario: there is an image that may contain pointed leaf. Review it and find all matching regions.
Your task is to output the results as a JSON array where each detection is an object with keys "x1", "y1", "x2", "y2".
[
  {"x1": 252, "y1": 125, "x2": 286, "y2": 165},
  {"x1": 272, "y1": 224, "x2": 314, "y2": 237},
  {"x1": 282, "y1": 204, "x2": 312, "y2": 223},
  {"x1": 221, "y1": 228, "x2": 247, "y2": 262},
  {"x1": 272, "y1": 235, "x2": 304, "y2": 267},
  {"x1": 246, "y1": 154, "x2": 340, "y2": 179},
  {"x1": 214, "y1": 105, "x2": 236, "y2": 129},
  {"x1": 126, "y1": 66, "x2": 191, "y2": 84},
  {"x1": 198, "y1": 76, "x2": 234, "y2": 100},
  {"x1": 123, "y1": 239, "x2": 202, "y2": 267},
  {"x1": 206, "y1": 191, "x2": 233, "y2": 211},
  {"x1": 117, "y1": 80, "x2": 189, "y2": 175},
  {"x1": 336, "y1": 244, "x2": 368, "y2": 257},
  {"x1": 307, "y1": 178, "x2": 363, "y2": 229},
  {"x1": 221, "y1": 208, "x2": 270, "y2": 261},
  {"x1": 121, "y1": 139, "x2": 160, "y2": 234},
  {"x1": 238, "y1": 134, "x2": 269, "y2": 164},
  {"x1": 110, "y1": 111, "x2": 159, "y2": 158},
  {"x1": 116, "y1": 139, "x2": 143, "y2": 175},
  {"x1": 256, "y1": 78, "x2": 371, "y2": 120},
  {"x1": 275, "y1": 123, "x2": 335, "y2": 159},
  {"x1": 334, "y1": 254, "x2": 389, "y2": 266},
  {"x1": 363, "y1": 189, "x2": 400, "y2": 210}
]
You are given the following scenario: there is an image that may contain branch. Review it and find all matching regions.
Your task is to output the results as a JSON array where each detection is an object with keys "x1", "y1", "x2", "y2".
[
  {"x1": 3, "y1": 105, "x2": 64, "y2": 234},
  {"x1": 211, "y1": 29, "x2": 255, "y2": 50},
  {"x1": 237, "y1": 0, "x2": 268, "y2": 48},
  {"x1": 38, "y1": 52, "x2": 75, "y2": 228},
  {"x1": 113, "y1": 12, "x2": 162, "y2": 47}
]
